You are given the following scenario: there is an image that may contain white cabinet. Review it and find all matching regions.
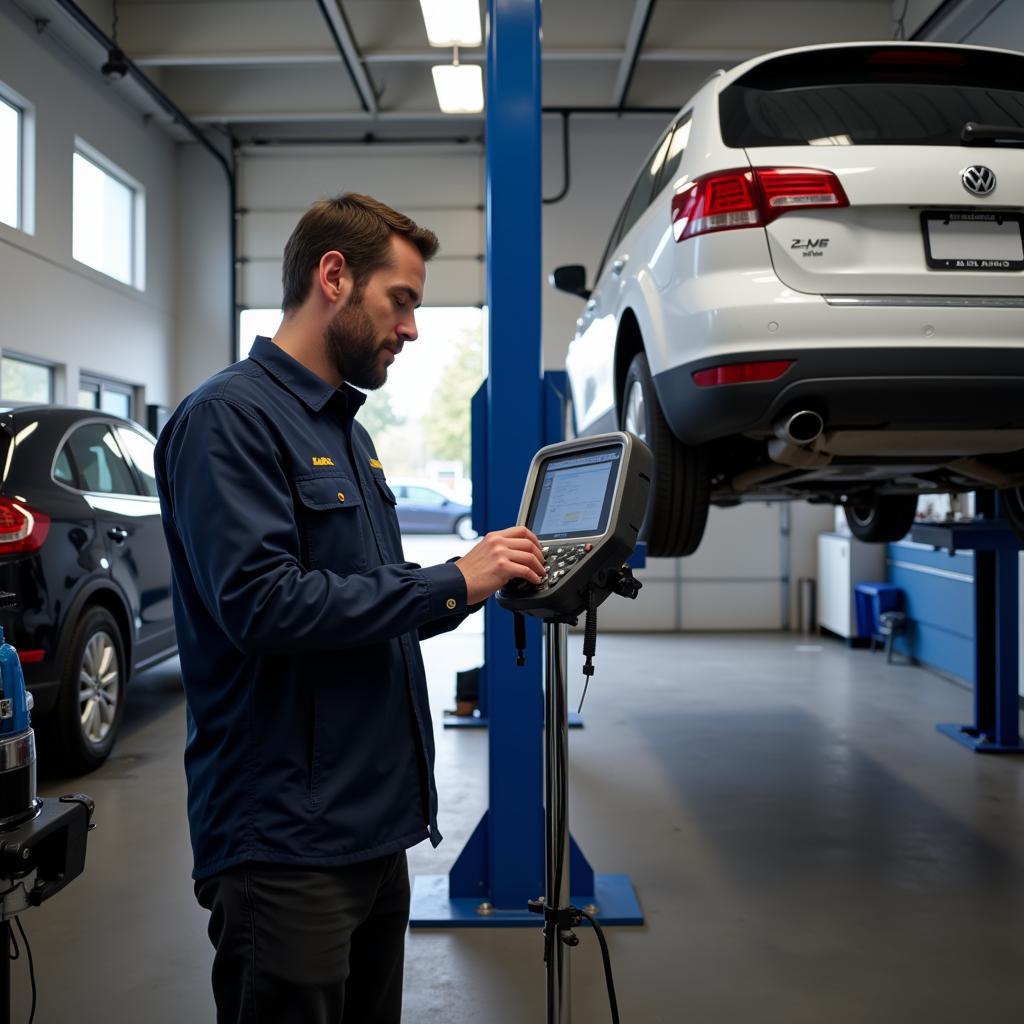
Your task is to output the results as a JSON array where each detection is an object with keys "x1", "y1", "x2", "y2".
[{"x1": 817, "y1": 533, "x2": 887, "y2": 639}]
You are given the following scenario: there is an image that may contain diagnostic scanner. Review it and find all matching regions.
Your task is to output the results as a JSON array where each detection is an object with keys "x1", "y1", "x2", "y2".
[{"x1": 496, "y1": 432, "x2": 652, "y2": 620}]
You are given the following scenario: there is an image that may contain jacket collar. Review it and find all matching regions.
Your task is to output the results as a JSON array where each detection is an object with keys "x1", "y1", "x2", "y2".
[{"x1": 248, "y1": 336, "x2": 367, "y2": 416}]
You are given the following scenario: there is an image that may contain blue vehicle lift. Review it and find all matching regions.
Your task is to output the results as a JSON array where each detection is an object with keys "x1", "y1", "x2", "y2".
[
  {"x1": 408, "y1": 0, "x2": 642, "y2": 928},
  {"x1": 911, "y1": 495, "x2": 1024, "y2": 754}
]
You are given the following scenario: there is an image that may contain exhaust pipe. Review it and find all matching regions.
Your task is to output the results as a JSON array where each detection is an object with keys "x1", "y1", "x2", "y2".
[{"x1": 775, "y1": 409, "x2": 824, "y2": 447}]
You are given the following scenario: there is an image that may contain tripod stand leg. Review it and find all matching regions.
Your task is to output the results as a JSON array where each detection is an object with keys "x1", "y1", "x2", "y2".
[
  {"x1": 2, "y1": 919, "x2": 11, "y2": 1024},
  {"x1": 544, "y1": 621, "x2": 572, "y2": 1023}
]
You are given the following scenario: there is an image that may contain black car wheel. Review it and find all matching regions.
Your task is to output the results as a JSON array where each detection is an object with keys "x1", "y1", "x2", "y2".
[
  {"x1": 454, "y1": 515, "x2": 477, "y2": 541},
  {"x1": 844, "y1": 494, "x2": 918, "y2": 543},
  {"x1": 51, "y1": 607, "x2": 127, "y2": 774},
  {"x1": 621, "y1": 352, "x2": 709, "y2": 557}
]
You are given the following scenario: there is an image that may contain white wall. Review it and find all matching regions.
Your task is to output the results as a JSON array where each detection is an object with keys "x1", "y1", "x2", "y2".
[{"x1": 0, "y1": 4, "x2": 177, "y2": 412}]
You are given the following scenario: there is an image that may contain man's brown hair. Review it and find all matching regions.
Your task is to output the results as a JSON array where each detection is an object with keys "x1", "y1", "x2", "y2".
[{"x1": 281, "y1": 193, "x2": 439, "y2": 313}]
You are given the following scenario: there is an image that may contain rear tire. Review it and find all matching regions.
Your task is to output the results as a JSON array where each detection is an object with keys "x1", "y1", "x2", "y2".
[
  {"x1": 844, "y1": 494, "x2": 918, "y2": 543},
  {"x1": 48, "y1": 607, "x2": 127, "y2": 775},
  {"x1": 621, "y1": 352, "x2": 709, "y2": 557},
  {"x1": 454, "y1": 515, "x2": 477, "y2": 541}
]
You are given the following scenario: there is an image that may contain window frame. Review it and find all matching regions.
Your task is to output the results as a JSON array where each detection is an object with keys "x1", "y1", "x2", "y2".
[
  {"x1": 78, "y1": 373, "x2": 137, "y2": 423},
  {"x1": 51, "y1": 419, "x2": 147, "y2": 498},
  {"x1": 0, "y1": 351, "x2": 55, "y2": 405},
  {"x1": 72, "y1": 138, "x2": 146, "y2": 290},
  {"x1": 0, "y1": 80, "x2": 34, "y2": 236}
]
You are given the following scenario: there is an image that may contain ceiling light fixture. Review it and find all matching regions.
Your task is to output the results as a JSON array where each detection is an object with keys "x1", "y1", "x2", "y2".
[
  {"x1": 101, "y1": 0, "x2": 129, "y2": 80},
  {"x1": 432, "y1": 47, "x2": 484, "y2": 114},
  {"x1": 419, "y1": 0, "x2": 482, "y2": 47}
]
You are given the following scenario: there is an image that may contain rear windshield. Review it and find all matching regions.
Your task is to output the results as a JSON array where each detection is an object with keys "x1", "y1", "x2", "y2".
[{"x1": 720, "y1": 46, "x2": 1024, "y2": 148}]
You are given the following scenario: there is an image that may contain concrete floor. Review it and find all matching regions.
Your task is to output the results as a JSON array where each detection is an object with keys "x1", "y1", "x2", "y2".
[{"x1": 11, "y1": 600, "x2": 1024, "y2": 1021}]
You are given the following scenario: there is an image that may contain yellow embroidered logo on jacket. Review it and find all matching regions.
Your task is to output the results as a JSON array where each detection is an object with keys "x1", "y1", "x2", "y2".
[
  {"x1": 369, "y1": 458, "x2": 383, "y2": 470},
  {"x1": 312, "y1": 457, "x2": 335, "y2": 467}
]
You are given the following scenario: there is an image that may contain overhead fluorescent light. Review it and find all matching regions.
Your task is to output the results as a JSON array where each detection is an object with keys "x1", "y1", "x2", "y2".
[
  {"x1": 431, "y1": 63, "x2": 484, "y2": 114},
  {"x1": 420, "y1": 0, "x2": 482, "y2": 47}
]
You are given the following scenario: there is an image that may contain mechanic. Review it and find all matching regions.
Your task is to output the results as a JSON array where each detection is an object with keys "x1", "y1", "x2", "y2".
[{"x1": 155, "y1": 193, "x2": 545, "y2": 1024}]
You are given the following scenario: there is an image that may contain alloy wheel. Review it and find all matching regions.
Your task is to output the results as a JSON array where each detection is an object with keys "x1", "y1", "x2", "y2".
[{"x1": 78, "y1": 630, "x2": 120, "y2": 745}]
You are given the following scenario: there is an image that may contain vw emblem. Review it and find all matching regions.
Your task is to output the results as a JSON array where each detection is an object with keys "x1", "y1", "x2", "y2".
[{"x1": 962, "y1": 165, "x2": 996, "y2": 196}]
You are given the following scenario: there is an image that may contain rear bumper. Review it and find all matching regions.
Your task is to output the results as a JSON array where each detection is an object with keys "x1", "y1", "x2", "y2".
[{"x1": 655, "y1": 346, "x2": 1024, "y2": 445}]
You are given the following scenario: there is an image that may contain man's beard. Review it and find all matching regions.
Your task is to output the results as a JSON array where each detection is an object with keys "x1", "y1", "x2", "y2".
[{"x1": 325, "y1": 295, "x2": 393, "y2": 391}]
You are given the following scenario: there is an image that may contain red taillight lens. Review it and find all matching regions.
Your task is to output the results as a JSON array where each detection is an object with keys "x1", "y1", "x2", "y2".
[
  {"x1": 672, "y1": 169, "x2": 760, "y2": 241},
  {"x1": 757, "y1": 168, "x2": 849, "y2": 221},
  {"x1": 17, "y1": 649, "x2": 45, "y2": 665},
  {"x1": 868, "y1": 48, "x2": 965, "y2": 67},
  {"x1": 692, "y1": 360, "x2": 794, "y2": 388},
  {"x1": 0, "y1": 497, "x2": 50, "y2": 554},
  {"x1": 673, "y1": 167, "x2": 849, "y2": 241}
]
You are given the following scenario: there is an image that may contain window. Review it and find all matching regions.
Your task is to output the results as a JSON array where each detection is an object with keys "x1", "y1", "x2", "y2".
[
  {"x1": 654, "y1": 116, "x2": 692, "y2": 196},
  {"x1": 115, "y1": 426, "x2": 158, "y2": 497},
  {"x1": 1, "y1": 355, "x2": 53, "y2": 403},
  {"x1": 0, "y1": 95, "x2": 20, "y2": 230},
  {"x1": 238, "y1": 309, "x2": 284, "y2": 362},
  {"x1": 78, "y1": 375, "x2": 135, "y2": 421},
  {"x1": 404, "y1": 485, "x2": 447, "y2": 507},
  {"x1": 63, "y1": 424, "x2": 137, "y2": 495},
  {"x1": 720, "y1": 46, "x2": 1024, "y2": 148},
  {"x1": 73, "y1": 142, "x2": 144, "y2": 287}
]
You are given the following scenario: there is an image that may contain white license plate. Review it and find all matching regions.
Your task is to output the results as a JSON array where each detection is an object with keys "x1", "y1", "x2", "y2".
[{"x1": 922, "y1": 211, "x2": 1024, "y2": 271}]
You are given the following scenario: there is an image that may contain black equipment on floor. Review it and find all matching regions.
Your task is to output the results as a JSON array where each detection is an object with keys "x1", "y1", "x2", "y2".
[
  {"x1": 497, "y1": 433, "x2": 652, "y2": 1024},
  {"x1": 0, "y1": 592, "x2": 94, "y2": 1024}
]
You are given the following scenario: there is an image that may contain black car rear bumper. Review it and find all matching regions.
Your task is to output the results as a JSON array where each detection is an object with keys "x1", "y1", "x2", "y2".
[{"x1": 654, "y1": 347, "x2": 1024, "y2": 446}]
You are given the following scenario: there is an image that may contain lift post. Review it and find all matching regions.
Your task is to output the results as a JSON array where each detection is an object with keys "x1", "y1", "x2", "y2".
[{"x1": 912, "y1": 498, "x2": 1024, "y2": 753}]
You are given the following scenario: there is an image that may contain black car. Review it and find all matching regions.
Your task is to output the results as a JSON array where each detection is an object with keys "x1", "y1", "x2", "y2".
[{"x1": 0, "y1": 406, "x2": 176, "y2": 773}]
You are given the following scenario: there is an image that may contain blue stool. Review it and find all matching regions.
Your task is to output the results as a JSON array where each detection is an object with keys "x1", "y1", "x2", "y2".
[{"x1": 854, "y1": 583, "x2": 907, "y2": 661}]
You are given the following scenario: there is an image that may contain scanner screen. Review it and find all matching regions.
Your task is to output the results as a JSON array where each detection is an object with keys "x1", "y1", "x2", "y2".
[{"x1": 529, "y1": 446, "x2": 621, "y2": 540}]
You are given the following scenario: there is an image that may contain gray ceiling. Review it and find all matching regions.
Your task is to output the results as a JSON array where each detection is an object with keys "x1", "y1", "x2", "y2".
[{"x1": 9, "y1": 0, "x2": 900, "y2": 143}]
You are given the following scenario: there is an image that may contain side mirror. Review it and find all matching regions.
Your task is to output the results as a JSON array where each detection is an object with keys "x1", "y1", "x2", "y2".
[{"x1": 549, "y1": 265, "x2": 591, "y2": 300}]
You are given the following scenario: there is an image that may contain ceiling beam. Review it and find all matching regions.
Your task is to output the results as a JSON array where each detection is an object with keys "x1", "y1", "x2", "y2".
[
  {"x1": 612, "y1": 0, "x2": 658, "y2": 110},
  {"x1": 132, "y1": 47, "x2": 755, "y2": 70},
  {"x1": 313, "y1": 0, "x2": 377, "y2": 114}
]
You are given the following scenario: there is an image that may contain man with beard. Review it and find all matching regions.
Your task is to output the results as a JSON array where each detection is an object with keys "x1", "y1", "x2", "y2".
[{"x1": 155, "y1": 194, "x2": 545, "y2": 1024}]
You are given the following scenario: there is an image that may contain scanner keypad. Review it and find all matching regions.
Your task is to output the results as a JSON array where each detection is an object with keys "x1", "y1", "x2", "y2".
[{"x1": 536, "y1": 543, "x2": 593, "y2": 589}]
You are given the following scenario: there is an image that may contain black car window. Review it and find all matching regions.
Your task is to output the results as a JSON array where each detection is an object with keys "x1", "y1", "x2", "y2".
[
  {"x1": 653, "y1": 115, "x2": 692, "y2": 196},
  {"x1": 720, "y1": 46, "x2": 1024, "y2": 147},
  {"x1": 64, "y1": 424, "x2": 138, "y2": 495},
  {"x1": 53, "y1": 447, "x2": 76, "y2": 486},
  {"x1": 115, "y1": 427, "x2": 158, "y2": 497},
  {"x1": 406, "y1": 486, "x2": 446, "y2": 506}
]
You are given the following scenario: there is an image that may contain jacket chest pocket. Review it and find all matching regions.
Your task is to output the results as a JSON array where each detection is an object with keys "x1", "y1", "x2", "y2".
[{"x1": 294, "y1": 473, "x2": 367, "y2": 572}]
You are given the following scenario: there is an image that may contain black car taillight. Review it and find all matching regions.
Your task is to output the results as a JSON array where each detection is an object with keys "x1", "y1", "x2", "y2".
[
  {"x1": 0, "y1": 497, "x2": 50, "y2": 554},
  {"x1": 672, "y1": 167, "x2": 849, "y2": 242}
]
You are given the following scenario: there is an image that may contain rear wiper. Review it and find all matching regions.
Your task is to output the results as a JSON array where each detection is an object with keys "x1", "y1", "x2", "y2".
[{"x1": 961, "y1": 121, "x2": 1024, "y2": 146}]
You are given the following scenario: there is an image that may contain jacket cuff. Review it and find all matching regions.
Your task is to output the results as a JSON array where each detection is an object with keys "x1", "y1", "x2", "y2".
[{"x1": 420, "y1": 561, "x2": 469, "y2": 619}]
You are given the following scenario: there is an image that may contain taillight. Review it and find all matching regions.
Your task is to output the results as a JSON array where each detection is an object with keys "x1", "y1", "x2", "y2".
[
  {"x1": 0, "y1": 497, "x2": 50, "y2": 554},
  {"x1": 692, "y1": 360, "x2": 794, "y2": 388},
  {"x1": 672, "y1": 167, "x2": 849, "y2": 242}
]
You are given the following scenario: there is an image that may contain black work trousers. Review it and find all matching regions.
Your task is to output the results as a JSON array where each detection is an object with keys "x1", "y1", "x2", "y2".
[{"x1": 195, "y1": 852, "x2": 410, "y2": 1024}]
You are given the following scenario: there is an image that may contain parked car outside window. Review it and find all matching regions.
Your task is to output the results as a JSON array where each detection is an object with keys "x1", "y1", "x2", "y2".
[
  {"x1": 0, "y1": 407, "x2": 176, "y2": 772},
  {"x1": 553, "y1": 42, "x2": 1024, "y2": 556},
  {"x1": 390, "y1": 480, "x2": 476, "y2": 539}
]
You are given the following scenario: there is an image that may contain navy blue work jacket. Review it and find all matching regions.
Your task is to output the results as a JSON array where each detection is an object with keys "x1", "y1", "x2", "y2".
[{"x1": 155, "y1": 337, "x2": 469, "y2": 880}]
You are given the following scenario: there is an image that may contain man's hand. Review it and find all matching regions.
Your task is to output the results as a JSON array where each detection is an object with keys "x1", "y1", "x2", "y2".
[{"x1": 454, "y1": 527, "x2": 545, "y2": 605}]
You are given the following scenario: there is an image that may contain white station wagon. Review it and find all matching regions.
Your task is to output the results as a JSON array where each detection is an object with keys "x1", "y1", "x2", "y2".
[{"x1": 552, "y1": 42, "x2": 1024, "y2": 556}]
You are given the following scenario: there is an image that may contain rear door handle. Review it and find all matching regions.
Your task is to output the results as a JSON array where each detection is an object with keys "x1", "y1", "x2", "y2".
[{"x1": 108, "y1": 527, "x2": 129, "y2": 542}]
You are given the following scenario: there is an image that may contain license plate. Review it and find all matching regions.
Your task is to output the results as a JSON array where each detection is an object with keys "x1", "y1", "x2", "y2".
[{"x1": 922, "y1": 210, "x2": 1024, "y2": 271}]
